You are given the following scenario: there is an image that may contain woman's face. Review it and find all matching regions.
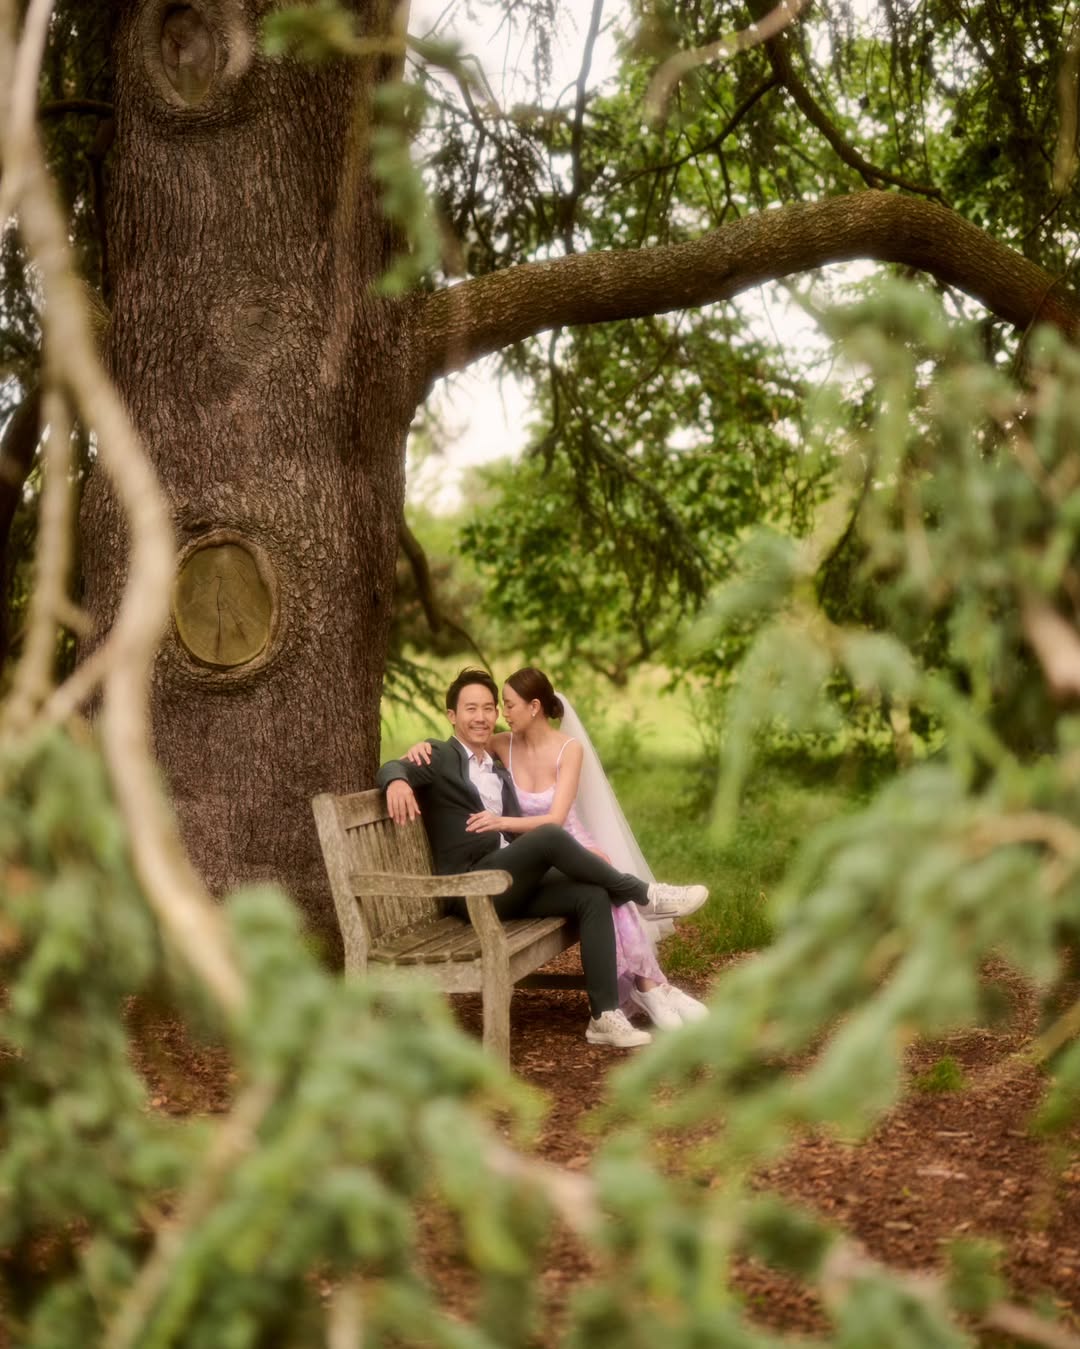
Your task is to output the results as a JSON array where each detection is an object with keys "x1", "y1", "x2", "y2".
[{"x1": 502, "y1": 684, "x2": 538, "y2": 733}]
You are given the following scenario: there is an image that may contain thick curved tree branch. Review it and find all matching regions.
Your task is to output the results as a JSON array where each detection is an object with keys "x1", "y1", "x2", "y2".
[
  {"x1": 417, "y1": 191, "x2": 1080, "y2": 385},
  {"x1": 38, "y1": 97, "x2": 113, "y2": 119}
]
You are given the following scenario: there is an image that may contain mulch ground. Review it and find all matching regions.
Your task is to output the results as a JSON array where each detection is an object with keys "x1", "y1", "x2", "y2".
[{"x1": 131, "y1": 951, "x2": 1080, "y2": 1340}]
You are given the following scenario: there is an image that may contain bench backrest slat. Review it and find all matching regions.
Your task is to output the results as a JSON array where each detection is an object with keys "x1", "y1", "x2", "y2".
[
  {"x1": 311, "y1": 790, "x2": 447, "y2": 963},
  {"x1": 360, "y1": 816, "x2": 444, "y2": 937}
]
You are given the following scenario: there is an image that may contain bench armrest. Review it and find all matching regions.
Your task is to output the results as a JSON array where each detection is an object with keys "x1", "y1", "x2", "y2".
[{"x1": 349, "y1": 870, "x2": 512, "y2": 899}]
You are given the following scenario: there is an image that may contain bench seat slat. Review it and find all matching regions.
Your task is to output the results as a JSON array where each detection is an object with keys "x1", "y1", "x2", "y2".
[
  {"x1": 369, "y1": 916, "x2": 466, "y2": 961},
  {"x1": 370, "y1": 914, "x2": 570, "y2": 967},
  {"x1": 386, "y1": 921, "x2": 480, "y2": 964},
  {"x1": 369, "y1": 920, "x2": 476, "y2": 966}
]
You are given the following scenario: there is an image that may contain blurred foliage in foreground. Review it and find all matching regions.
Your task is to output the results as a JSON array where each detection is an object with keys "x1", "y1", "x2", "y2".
[{"x1": 3, "y1": 285, "x2": 1080, "y2": 1346}]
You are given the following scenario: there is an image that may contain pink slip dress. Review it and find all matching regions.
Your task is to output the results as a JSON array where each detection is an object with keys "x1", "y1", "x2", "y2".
[{"x1": 509, "y1": 736, "x2": 667, "y2": 1008}]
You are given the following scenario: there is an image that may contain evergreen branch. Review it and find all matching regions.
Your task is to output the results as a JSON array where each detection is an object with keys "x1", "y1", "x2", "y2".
[
  {"x1": 486, "y1": 1137, "x2": 599, "y2": 1236},
  {"x1": 612, "y1": 74, "x2": 781, "y2": 187},
  {"x1": 982, "y1": 1303, "x2": 1080, "y2": 1349},
  {"x1": 464, "y1": 1134, "x2": 1080, "y2": 1349},
  {"x1": 39, "y1": 638, "x2": 110, "y2": 723},
  {"x1": 1027, "y1": 995, "x2": 1080, "y2": 1069},
  {"x1": 560, "y1": 0, "x2": 605, "y2": 253},
  {"x1": 1053, "y1": 13, "x2": 1080, "y2": 195},
  {"x1": 1021, "y1": 596, "x2": 1080, "y2": 700},
  {"x1": 325, "y1": 1279, "x2": 365, "y2": 1349},
  {"x1": 0, "y1": 382, "x2": 42, "y2": 658},
  {"x1": 821, "y1": 1241, "x2": 1080, "y2": 1349},
  {"x1": 102, "y1": 1081, "x2": 276, "y2": 1349},
  {"x1": 645, "y1": 0, "x2": 811, "y2": 123},
  {"x1": 417, "y1": 192, "x2": 1080, "y2": 384},
  {"x1": 398, "y1": 514, "x2": 490, "y2": 665},
  {"x1": 760, "y1": 18, "x2": 944, "y2": 200},
  {"x1": 2, "y1": 384, "x2": 74, "y2": 731},
  {"x1": 967, "y1": 810, "x2": 1080, "y2": 863}
]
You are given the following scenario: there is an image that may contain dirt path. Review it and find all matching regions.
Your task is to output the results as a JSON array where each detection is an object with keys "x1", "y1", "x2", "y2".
[{"x1": 134, "y1": 955, "x2": 1080, "y2": 1338}]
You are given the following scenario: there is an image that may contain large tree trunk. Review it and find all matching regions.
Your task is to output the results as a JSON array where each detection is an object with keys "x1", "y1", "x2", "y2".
[{"x1": 81, "y1": 0, "x2": 419, "y2": 955}]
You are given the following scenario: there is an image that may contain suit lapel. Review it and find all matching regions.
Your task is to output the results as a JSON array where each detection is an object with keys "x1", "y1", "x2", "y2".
[
  {"x1": 448, "y1": 737, "x2": 521, "y2": 818},
  {"x1": 493, "y1": 760, "x2": 521, "y2": 818},
  {"x1": 448, "y1": 737, "x2": 484, "y2": 809}
]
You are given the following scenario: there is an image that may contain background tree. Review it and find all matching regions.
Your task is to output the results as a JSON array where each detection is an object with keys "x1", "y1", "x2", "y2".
[{"x1": 458, "y1": 312, "x2": 818, "y2": 684}]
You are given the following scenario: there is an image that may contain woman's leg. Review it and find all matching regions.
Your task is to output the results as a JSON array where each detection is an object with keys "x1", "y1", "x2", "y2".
[{"x1": 611, "y1": 902, "x2": 667, "y2": 1008}]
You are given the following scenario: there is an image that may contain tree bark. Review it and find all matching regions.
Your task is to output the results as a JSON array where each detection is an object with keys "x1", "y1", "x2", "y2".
[
  {"x1": 417, "y1": 192, "x2": 1080, "y2": 383},
  {"x1": 81, "y1": 0, "x2": 419, "y2": 956}
]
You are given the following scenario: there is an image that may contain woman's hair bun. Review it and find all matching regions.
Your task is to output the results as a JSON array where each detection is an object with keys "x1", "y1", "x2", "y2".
[{"x1": 506, "y1": 666, "x2": 563, "y2": 721}]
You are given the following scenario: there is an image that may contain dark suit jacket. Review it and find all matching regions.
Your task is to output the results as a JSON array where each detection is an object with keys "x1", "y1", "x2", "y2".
[{"x1": 375, "y1": 737, "x2": 522, "y2": 875}]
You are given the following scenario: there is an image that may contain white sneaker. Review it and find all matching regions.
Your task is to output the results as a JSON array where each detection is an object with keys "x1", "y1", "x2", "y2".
[
  {"x1": 643, "y1": 881, "x2": 709, "y2": 918},
  {"x1": 661, "y1": 984, "x2": 709, "y2": 1024},
  {"x1": 629, "y1": 984, "x2": 682, "y2": 1030},
  {"x1": 585, "y1": 1008, "x2": 653, "y2": 1048}
]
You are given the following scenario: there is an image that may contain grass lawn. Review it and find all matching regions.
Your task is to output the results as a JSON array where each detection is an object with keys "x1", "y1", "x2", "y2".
[{"x1": 614, "y1": 752, "x2": 874, "y2": 976}]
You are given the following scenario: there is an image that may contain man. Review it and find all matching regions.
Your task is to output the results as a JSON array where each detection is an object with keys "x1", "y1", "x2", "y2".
[{"x1": 376, "y1": 668, "x2": 708, "y2": 1049}]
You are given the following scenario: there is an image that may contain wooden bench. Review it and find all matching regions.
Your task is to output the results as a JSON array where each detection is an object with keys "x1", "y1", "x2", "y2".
[{"x1": 311, "y1": 788, "x2": 582, "y2": 1063}]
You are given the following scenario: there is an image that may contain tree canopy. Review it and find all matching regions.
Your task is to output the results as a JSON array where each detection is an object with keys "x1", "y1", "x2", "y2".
[
  {"x1": 8, "y1": 0, "x2": 1080, "y2": 687},
  {"x1": 397, "y1": 0, "x2": 1080, "y2": 676}
]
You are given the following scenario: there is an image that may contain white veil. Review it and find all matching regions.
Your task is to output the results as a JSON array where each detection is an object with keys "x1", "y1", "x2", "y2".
[{"x1": 556, "y1": 692, "x2": 674, "y2": 941}]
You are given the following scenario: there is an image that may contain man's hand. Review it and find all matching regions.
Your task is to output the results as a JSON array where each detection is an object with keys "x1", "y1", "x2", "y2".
[
  {"x1": 404, "y1": 741, "x2": 434, "y2": 765},
  {"x1": 386, "y1": 779, "x2": 420, "y2": 825},
  {"x1": 465, "y1": 810, "x2": 504, "y2": 834}
]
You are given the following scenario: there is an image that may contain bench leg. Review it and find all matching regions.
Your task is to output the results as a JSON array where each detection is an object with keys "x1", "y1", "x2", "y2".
[{"x1": 481, "y1": 964, "x2": 512, "y2": 1067}]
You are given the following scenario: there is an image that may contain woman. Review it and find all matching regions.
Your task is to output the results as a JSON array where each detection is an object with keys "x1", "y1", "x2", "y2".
[{"x1": 406, "y1": 667, "x2": 707, "y2": 1029}]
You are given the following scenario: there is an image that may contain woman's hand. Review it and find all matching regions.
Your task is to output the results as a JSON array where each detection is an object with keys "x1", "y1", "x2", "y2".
[
  {"x1": 466, "y1": 810, "x2": 505, "y2": 834},
  {"x1": 403, "y1": 741, "x2": 433, "y2": 765},
  {"x1": 589, "y1": 846, "x2": 612, "y2": 864}
]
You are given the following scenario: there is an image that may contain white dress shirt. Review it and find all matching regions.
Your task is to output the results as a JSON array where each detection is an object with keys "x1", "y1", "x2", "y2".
[{"x1": 456, "y1": 738, "x2": 507, "y2": 846}]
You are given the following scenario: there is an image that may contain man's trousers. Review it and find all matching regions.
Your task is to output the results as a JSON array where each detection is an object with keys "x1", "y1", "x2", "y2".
[{"x1": 464, "y1": 823, "x2": 649, "y2": 1016}]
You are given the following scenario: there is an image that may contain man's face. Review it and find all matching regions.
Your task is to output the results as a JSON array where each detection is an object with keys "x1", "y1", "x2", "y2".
[{"x1": 447, "y1": 683, "x2": 498, "y2": 752}]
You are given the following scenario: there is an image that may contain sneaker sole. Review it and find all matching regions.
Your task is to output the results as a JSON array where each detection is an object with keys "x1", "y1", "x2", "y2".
[{"x1": 585, "y1": 1030, "x2": 651, "y2": 1047}]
